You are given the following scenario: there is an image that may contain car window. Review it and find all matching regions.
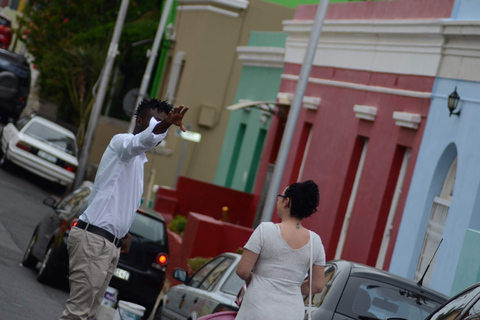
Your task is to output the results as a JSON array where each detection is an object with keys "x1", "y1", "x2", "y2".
[
  {"x1": 199, "y1": 258, "x2": 233, "y2": 291},
  {"x1": 221, "y1": 267, "x2": 244, "y2": 296},
  {"x1": 429, "y1": 286, "x2": 480, "y2": 320},
  {"x1": 464, "y1": 297, "x2": 480, "y2": 320},
  {"x1": 188, "y1": 257, "x2": 226, "y2": 289},
  {"x1": 0, "y1": 17, "x2": 10, "y2": 27},
  {"x1": 57, "y1": 187, "x2": 91, "y2": 215},
  {"x1": 337, "y1": 276, "x2": 445, "y2": 320},
  {"x1": 129, "y1": 213, "x2": 166, "y2": 244},
  {"x1": 24, "y1": 122, "x2": 76, "y2": 156},
  {"x1": 308, "y1": 264, "x2": 336, "y2": 307}
]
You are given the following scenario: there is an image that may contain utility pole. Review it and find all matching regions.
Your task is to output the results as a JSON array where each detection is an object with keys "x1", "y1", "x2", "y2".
[
  {"x1": 127, "y1": 0, "x2": 174, "y2": 133},
  {"x1": 73, "y1": 0, "x2": 130, "y2": 190},
  {"x1": 260, "y1": 0, "x2": 330, "y2": 222}
]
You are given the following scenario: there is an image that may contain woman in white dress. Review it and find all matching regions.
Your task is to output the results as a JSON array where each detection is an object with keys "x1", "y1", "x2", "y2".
[{"x1": 235, "y1": 180, "x2": 326, "y2": 320}]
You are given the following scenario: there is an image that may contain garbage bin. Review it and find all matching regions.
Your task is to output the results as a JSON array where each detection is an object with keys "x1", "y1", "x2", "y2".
[{"x1": 113, "y1": 300, "x2": 145, "y2": 320}]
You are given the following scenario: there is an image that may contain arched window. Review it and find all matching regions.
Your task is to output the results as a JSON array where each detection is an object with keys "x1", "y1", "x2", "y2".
[{"x1": 414, "y1": 157, "x2": 457, "y2": 286}]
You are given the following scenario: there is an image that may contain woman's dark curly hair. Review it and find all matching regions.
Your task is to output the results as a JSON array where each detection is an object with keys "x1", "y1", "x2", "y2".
[
  {"x1": 134, "y1": 98, "x2": 173, "y2": 119},
  {"x1": 284, "y1": 180, "x2": 319, "y2": 219}
]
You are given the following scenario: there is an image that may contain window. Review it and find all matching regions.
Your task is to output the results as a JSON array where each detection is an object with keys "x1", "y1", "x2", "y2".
[
  {"x1": 307, "y1": 264, "x2": 336, "y2": 307},
  {"x1": 337, "y1": 277, "x2": 444, "y2": 320},
  {"x1": 57, "y1": 186, "x2": 91, "y2": 215},
  {"x1": 221, "y1": 269, "x2": 244, "y2": 296},
  {"x1": 129, "y1": 213, "x2": 166, "y2": 244},
  {"x1": 428, "y1": 285, "x2": 480, "y2": 320},
  {"x1": 24, "y1": 122, "x2": 76, "y2": 156},
  {"x1": 414, "y1": 157, "x2": 457, "y2": 285},
  {"x1": 188, "y1": 257, "x2": 225, "y2": 289}
]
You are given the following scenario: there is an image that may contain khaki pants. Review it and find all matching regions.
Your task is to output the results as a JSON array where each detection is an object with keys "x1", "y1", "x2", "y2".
[{"x1": 60, "y1": 227, "x2": 120, "y2": 320}]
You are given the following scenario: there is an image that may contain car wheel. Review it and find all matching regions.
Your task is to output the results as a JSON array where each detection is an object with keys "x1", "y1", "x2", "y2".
[
  {"x1": 153, "y1": 304, "x2": 163, "y2": 320},
  {"x1": 22, "y1": 231, "x2": 39, "y2": 269},
  {"x1": 37, "y1": 243, "x2": 57, "y2": 284},
  {"x1": 0, "y1": 146, "x2": 9, "y2": 169}
]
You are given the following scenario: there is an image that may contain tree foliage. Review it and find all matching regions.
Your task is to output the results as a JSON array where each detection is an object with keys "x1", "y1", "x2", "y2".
[{"x1": 17, "y1": 0, "x2": 163, "y2": 146}]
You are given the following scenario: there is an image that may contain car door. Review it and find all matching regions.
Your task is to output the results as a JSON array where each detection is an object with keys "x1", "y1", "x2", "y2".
[{"x1": 163, "y1": 256, "x2": 235, "y2": 320}]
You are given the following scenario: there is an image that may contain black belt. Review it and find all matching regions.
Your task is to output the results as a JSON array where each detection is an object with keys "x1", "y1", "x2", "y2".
[{"x1": 75, "y1": 220, "x2": 123, "y2": 248}]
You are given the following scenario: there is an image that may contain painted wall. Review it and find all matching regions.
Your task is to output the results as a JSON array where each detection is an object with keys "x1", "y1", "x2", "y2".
[
  {"x1": 214, "y1": 31, "x2": 287, "y2": 192},
  {"x1": 148, "y1": 0, "x2": 295, "y2": 189},
  {"x1": 255, "y1": 65, "x2": 431, "y2": 265},
  {"x1": 390, "y1": 77, "x2": 480, "y2": 296},
  {"x1": 154, "y1": 176, "x2": 257, "y2": 227},
  {"x1": 253, "y1": 0, "x2": 456, "y2": 268}
]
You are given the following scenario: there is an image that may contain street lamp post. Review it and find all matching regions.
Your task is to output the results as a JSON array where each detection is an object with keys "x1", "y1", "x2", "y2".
[
  {"x1": 73, "y1": 0, "x2": 130, "y2": 190},
  {"x1": 260, "y1": 0, "x2": 330, "y2": 223}
]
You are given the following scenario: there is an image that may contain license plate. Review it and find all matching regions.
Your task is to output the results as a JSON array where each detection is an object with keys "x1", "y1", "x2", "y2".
[
  {"x1": 113, "y1": 268, "x2": 130, "y2": 281},
  {"x1": 37, "y1": 150, "x2": 57, "y2": 163}
]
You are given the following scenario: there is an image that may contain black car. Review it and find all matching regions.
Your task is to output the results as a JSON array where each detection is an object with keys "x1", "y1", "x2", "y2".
[
  {"x1": 21, "y1": 181, "x2": 170, "y2": 318},
  {"x1": 0, "y1": 48, "x2": 31, "y2": 123},
  {"x1": 309, "y1": 260, "x2": 450, "y2": 320},
  {"x1": 422, "y1": 282, "x2": 480, "y2": 320}
]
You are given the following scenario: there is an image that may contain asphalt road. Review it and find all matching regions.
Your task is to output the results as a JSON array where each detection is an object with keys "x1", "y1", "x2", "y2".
[{"x1": 0, "y1": 161, "x2": 70, "y2": 319}]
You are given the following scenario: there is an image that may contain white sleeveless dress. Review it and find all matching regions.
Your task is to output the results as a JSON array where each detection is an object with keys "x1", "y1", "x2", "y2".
[{"x1": 235, "y1": 222, "x2": 326, "y2": 320}]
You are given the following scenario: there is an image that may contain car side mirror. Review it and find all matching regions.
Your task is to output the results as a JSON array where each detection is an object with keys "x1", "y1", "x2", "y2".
[
  {"x1": 173, "y1": 268, "x2": 188, "y2": 283},
  {"x1": 43, "y1": 197, "x2": 57, "y2": 208}
]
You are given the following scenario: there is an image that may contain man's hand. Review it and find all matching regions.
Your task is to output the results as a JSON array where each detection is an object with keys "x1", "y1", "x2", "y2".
[
  {"x1": 166, "y1": 105, "x2": 189, "y2": 132},
  {"x1": 120, "y1": 233, "x2": 132, "y2": 256}
]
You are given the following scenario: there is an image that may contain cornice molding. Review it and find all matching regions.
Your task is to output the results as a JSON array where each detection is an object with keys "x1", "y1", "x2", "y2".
[
  {"x1": 236, "y1": 46, "x2": 285, "y2": 68},
  {"x1": 282, "y1": 19, "x2": 480, "y2": 78},
  {"x1": 177, "y1": 5, "x2": 239, "y2": 18},
  {"x1": 281, "y1": 74, "x2": 432, "y2": 99},
  {"x1": 179, "y1": 0, "x2": 248, "y2": 10}
]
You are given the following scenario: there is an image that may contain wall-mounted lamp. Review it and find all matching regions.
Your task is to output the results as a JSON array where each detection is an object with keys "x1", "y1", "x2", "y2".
[{"x1": 448, "y1": 86, "x2": 461, "y2": 117}]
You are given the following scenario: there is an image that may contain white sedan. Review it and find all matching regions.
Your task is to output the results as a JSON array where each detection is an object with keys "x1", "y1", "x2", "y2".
[{"x1": 0, "y1": 114, "x2": 78, "y2": 186}]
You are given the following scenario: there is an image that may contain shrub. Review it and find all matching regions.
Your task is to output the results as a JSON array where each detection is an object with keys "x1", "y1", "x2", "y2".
[
  {"x1": 168, "y1": 215, "x2": 187, "y2": 236},
  {"x1": 187, "y1": 257, "x2": 212, "y2": 272}
]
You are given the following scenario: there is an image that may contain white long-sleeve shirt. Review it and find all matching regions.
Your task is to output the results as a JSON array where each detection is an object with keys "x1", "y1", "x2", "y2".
[{"x1": 79, "y1": 117, "x2": 167, "y2": 238}]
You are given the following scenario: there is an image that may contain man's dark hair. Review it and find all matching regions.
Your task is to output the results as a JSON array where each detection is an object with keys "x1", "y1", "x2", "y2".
[
  {"x1": 134, "y1": 98, "x2": 173, "y2": 119},
  {"x1": 284, "y1": 180, "x2": 320, "y2": 220}
]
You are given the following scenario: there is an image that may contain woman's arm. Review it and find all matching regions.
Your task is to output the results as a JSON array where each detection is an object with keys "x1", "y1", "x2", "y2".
[
  {"x1": 301, "y1": 265, "x2": 325, "y2": 295},
  {"x1": 236, "y1": 249, "x2": 259, "y2": 286}
]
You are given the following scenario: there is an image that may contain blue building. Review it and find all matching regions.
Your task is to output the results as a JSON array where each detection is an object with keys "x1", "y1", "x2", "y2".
[{"x1": 390, "y1": 0, "x2": 480, "y2": 296}]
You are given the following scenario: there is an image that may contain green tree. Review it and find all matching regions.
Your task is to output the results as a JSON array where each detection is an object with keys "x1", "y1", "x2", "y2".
[{"x1": 17, "y1": 0, "x2": 164, "y2": 147}]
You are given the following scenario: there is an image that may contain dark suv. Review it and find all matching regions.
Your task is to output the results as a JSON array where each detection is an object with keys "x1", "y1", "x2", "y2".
[
  {"x1": 0, "y1": 48, "x2": 31, "y2": 123},
  {"x1": 22, "y1": 182, "x2": 170, "y2": 318}
]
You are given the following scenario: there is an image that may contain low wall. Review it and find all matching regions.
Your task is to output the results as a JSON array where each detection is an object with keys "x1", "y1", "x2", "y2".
[
  {"x1": 166, "y1": 212, "x2": 254, "y2": 286},
  {"x1": 154, "y1": 176, "x2": 257, "y2": 227}
]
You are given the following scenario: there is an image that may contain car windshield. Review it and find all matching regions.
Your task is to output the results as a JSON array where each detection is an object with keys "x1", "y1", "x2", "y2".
[
  {"x1": 336, "y1": 276, "x2": 445, "y2": 320},
  {"x1": 129, "y1": 213, "x2": 166, "y2": 244},
  {"x1": 24, "y1": 122, "x2": 76, "y2": 156}
]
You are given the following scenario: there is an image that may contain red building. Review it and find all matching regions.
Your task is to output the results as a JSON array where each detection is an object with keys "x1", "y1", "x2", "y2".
[{"x1": 253, "y1": 0, "x2": 455, "y2": 269}]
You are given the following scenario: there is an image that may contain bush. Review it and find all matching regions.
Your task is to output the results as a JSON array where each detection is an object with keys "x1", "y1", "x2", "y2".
[
  {"x1": 168, "y1": 215, "x2": 187, "y2": 236},
  {"x1": 187, "y1": 257, "x2": 212, "y2": 272}
]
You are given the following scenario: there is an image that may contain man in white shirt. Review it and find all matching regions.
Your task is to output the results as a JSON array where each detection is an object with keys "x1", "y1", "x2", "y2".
[{"x1": 60, "y1": 99, "x2": 188, "y2": 320}]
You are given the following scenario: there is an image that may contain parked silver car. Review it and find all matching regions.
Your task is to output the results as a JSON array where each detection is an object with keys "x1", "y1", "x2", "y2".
[{"x1": 155, "y1": 253, "x2": 245, "y2": 320}]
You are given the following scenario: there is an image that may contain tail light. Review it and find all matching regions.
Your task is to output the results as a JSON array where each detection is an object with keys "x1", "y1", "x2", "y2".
[
  {"x1": 152, "y1": 253, "x2": 168, "y2": 270},
  {"x1": 16, "y1": 141, "x2": 31, "y2": 152},
  {"x1": 63, "y1": 164, "x2": 77, "y2": 173},
  {"x1": 70, "y1": 219, "x2": 79, "y2": 229}
]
